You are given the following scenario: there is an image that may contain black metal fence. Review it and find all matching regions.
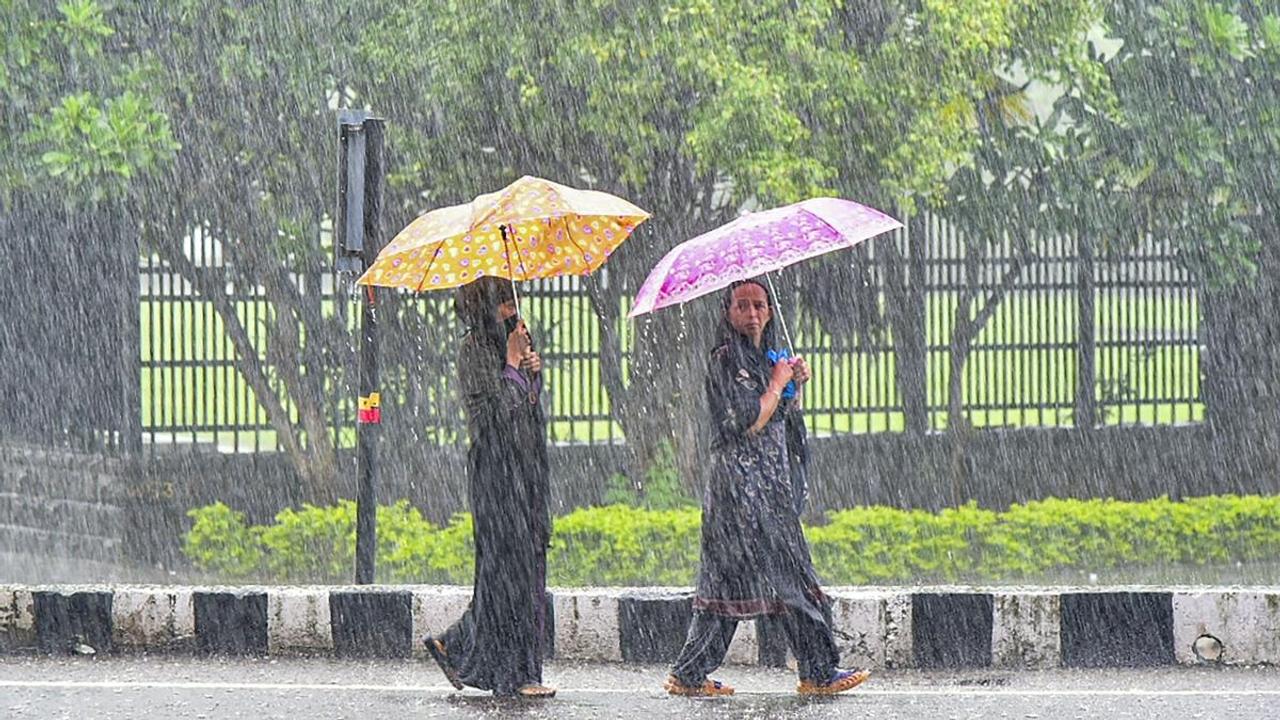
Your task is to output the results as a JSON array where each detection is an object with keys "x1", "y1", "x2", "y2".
[
  {"x1": 137, "y1": 213, "x2": 1202, "y2": 451},
  {"x1": 757, "y1": 216, "x2": 1200, "y2": 436}
]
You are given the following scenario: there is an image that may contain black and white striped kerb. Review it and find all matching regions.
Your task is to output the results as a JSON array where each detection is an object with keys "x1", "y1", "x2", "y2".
[
  {"x1": 194, "y1": 591, "x2": 268, "y2": 655},
  {"x1": 330, "y1": 590, "x2": 414, "y2": 658},
  {"x1": 617, "y1": 592, "x2": 692, "y2": 663},
  {"x1": 1060, "y1": 592, "x2": 1174, "y2": 668},
  {"x1": 541, "y1": 591, "x2": 556, "y2": 658},
  {"x1": 33, "y1": 591, "x2": 113, "y2": 655},
  {"x1": 913, "y1": 593, "x2": 994, "y2": 669},
  {"x1": 2, "y1": 586, "x2": 1276, "y2": 668}
]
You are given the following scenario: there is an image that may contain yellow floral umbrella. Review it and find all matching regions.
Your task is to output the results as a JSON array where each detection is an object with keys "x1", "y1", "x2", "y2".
[{"x1": 357, "y1": 175, "x2": 649, "y2": 292}]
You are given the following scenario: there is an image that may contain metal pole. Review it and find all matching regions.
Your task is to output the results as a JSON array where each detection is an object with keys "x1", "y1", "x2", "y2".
[
  {"x1": 500, "y1": 224, "x2": 523, "y2": 314},
  {"x1": 354, "y1": 118, "x2": 386, "y2": 584},
  {"x1": 119, "y1": 218, "x2": 143, "y2": 455},
  {"x1": 765, "y1": 272, "x2": 795, "y2": 354},
  {"x1": 500, "y1": 223, "x2": 538, "y2": 356}
]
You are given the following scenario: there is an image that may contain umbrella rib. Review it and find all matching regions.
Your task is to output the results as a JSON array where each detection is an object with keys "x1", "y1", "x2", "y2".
[
  {"x1": 468, "y1": 178, "x2": 518, "y2": 231},
  {"x1": 414, "y1": 241, "x2": 443, "y2": 293},
  {"x1": 507, "y1": 223, "x2": 534, "y2": 282},
  {"x1": 559, "y1": 218, "x2": 599, "y2": 275},
  {"x1": 800, "y1": 208, "x2": 851, "y2": 251}
]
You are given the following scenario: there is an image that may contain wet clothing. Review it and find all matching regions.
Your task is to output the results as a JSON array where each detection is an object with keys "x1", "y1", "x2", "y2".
[
  {"x1": 672, "y1": 609, "x2": 840, "y2": 685},
  {"x1": 671, "y1": 331, "x2": 839, "y2": 684},
  {"x1": 438, "y1": 330, "x2": 550, "y2": 694},
  {"x1": 784, "y1": 392, "x2": 810, "y2": 516},
  {"x1": 767, "y1": 345, "x2": 812, "y2": 515}
]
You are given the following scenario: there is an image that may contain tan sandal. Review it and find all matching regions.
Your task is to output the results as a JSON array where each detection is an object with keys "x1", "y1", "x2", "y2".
[
  {"x1": 517, "y1": 683, "x2": 557, "y2": 698},
  {"x1": 664, "y1": 674, "x2": 735, "y2": 697}
]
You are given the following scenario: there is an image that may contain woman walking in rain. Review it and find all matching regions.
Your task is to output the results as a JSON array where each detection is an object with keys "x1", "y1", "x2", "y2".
[
  {"x1": 665, "y1": 279, "x2": 870, "y2": 697},
  {"x1": 424, "y1": 276, "x2": 555, "y2": 698}
]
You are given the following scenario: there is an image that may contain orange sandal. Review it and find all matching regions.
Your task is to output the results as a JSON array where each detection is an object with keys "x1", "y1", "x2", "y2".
[
  {"x1": 664, "y1": 675, "x2": 735, "y2": 697},
  {"x1": 797, "y1": 668, "x2": 871, "y2": 695}
]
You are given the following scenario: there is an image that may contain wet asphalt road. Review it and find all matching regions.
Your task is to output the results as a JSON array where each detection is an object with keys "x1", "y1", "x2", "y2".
[{"x1": 2, "y1": 655, "x2": 1278, "y2": 719}]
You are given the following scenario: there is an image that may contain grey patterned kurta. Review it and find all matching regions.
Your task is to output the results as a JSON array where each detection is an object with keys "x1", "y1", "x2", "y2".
[{"x1": 693, "y1": 340, "x2": 828, "y2": 622}]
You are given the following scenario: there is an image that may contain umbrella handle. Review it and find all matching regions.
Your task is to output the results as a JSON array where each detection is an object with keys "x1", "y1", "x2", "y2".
[{"x1": 765, "y1": 272, "x2": 795, "y2": 355}]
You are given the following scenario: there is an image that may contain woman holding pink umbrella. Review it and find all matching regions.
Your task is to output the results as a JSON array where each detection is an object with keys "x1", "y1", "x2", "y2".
[
  {"x1": 629, "y1": 198, "x2": 901, "y2": 697},
  {"x1": 663, "y1": 278, "x2": 869, "y2": 697}
]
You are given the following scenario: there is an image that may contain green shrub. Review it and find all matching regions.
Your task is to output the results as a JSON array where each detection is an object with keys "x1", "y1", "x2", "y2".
[
  {"x1": 807, "y1": 503, "x2": 1002, "y2": 584},
  {"x1": 549, "y1": 505, "x2": 701, "y2": 586},
  {"x1": 259, "y1": 501, "x2": 356, "y2": 582},
  {"x1": 408, "y1": 512, "x2": 475, "y2": 585},
  {"x1": 183, "y1": 494, "x2": 1280, "y2": 585},
  {"x1": 184, "y1": 502, "x2": 263, "y2": 580}
]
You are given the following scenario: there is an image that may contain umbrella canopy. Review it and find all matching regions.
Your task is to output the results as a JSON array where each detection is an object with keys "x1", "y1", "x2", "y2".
[
  {"x1": 628, "y1": 197, "x2": 902, "y2": 318},
  {"x1": 358, "y1": 175, "x2": 650, "y2": 291}
]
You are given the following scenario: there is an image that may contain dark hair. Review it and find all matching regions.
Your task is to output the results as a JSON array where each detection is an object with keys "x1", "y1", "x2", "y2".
[{"x1": 454, "y1": 276, "x2": 514, "y2": 349}]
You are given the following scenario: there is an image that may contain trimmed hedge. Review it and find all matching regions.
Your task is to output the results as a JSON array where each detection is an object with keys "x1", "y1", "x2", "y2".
[{"x1": 183, "y1": 494, "x2": 1280, "y2": 585}]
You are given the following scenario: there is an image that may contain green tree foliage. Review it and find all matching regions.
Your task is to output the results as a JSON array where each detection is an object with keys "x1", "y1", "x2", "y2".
[
  {"x1": 37, "y1": 3, "x2": 1265, "y2": 498},
  {"x1": 1080, "y1": 0, "x2": 1278, "y2": 284},
  {"x1": 1, "y1": 0, "x2": 179, "y2": 200},
  {"x1": 361, "y1": 0, "x2": 1107, "y2": 481},
  {"x1": 1065, "y1": 2, "x2": 1280, "y2": 435},
  {"x1": 4, "y1": 2, "x2": 367, "y2": 495}
]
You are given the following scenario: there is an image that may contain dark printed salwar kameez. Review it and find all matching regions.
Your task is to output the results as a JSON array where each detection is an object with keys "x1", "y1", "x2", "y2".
[
  {"x1": 670, "y1": 334, "x2": 841, "y2": 686},
  {"x1": 436, "y1": 330, "x2": 551, "y2": 694}
]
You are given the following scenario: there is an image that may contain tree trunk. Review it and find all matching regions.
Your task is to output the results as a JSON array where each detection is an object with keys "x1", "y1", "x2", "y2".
[
  {"x1": 944, "y1": 245, "x2": 1030, "y2": 505},
  {"x1": 1201, "y1": 231, "x2": 1280, "y2": 482},
  {"x1": 884, "y1": 214, "x2": 929, "y2": 435},
  {"x1": 585, "y1": 191, "x2": 724, "y2": 497},
  {"x1": 157, "y1": 244, "x2": 339, "y2": 502},
  {"x1": 587, "y1": 273, "x2": 714, "y2": 497}
]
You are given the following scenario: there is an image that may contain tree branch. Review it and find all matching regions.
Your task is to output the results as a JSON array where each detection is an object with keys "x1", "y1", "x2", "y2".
[{"x1": 154, "y1": 240, "x2": 308, "y2": 465}]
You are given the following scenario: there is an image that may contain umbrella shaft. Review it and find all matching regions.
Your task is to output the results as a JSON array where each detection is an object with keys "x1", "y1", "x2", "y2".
[
  {"x1": 500, "y1": 224, "x2": 534, "y2": 352},
  {"x1": 765, "y1": 273, "x2": 795, "y2": 354}
]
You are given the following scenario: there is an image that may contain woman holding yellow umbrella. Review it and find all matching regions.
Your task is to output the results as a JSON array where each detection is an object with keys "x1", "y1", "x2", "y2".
[{"x1": 359, "y1": 175, "x2": 648, "y2": 697}]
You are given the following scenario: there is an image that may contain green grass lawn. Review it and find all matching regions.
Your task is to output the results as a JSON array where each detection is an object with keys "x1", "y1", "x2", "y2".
[{"x1": 140, "y1": 290, "x2": 1203, "y2": 450}]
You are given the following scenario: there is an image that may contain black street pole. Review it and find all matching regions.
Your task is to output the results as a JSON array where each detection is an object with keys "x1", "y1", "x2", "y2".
[
  {"x1": 337, "y1": 111, "x2": 386, "y2": 585},
  {"x1": 355, "y1": 117, "x2": 385, "y2": 585}
]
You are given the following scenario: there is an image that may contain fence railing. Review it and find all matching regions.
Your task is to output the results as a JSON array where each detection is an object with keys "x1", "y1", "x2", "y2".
[{"x1": 137, "y1": 213, "x2": 1202, "y2": 451}]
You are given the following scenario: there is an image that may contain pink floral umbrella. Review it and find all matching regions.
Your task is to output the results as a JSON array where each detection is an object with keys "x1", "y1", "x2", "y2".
[{"x1": 628, "y1": 197, "x2": 902, "y2": 345}]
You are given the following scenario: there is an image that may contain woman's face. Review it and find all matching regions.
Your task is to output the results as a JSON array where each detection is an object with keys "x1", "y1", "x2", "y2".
[
  {"x1": 727, "y1": 283, "x2": 771, "y2": 347},
  {"x1": 496, "y1": 299, "x2": 518, "y2": 321}
]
